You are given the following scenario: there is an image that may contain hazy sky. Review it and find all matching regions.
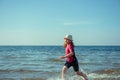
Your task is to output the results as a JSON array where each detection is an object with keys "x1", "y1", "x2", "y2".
[{"x1": 0, "y1": 0, "x2": 120, "y2": 45}]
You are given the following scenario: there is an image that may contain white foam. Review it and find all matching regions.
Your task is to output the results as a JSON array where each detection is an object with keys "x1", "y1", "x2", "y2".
[
  {"x1": 47, "y1": 78, "x2": 61, "y2": 80},
  {"x1": 47, "y1": 75, "x2": 84, "y2": 80},
  {"x1": 47, "y1": 73, "x2": 120, "y2": 80},
  {"x1": 88, "y1": 73, "x2": 120, "y2": 79}
]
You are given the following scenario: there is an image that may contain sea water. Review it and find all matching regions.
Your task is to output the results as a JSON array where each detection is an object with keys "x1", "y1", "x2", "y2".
[{"x1": 0, "y1": 46, "x2": 120, "y2": 80}]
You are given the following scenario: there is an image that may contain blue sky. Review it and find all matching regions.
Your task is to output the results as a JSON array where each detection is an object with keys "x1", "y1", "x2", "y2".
[{"x1": 0, "y1": 0, "x2": 120, "y2": 45}]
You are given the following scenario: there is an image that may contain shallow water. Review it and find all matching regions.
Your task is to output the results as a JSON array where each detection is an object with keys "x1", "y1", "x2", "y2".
[{"x1": 0, "y1": 46, "x2": 120, "y2": 80}]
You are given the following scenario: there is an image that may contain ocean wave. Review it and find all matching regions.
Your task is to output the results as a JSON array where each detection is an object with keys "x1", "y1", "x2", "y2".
[
  {"x1": 47, "y1": 58, "x2": 64, "y2": 62},
  {"x1": 79, "y1": 62, "x2": 102, "y2": 65},
  {"x1": 0, "y1": 78, "x2": 15, "y2": 80},
  {"x1": 47, "y1": 72, "x2": 120, "y2": 80},
  {"x1": 47, "y1": 76, "x2": 83, "y2": 80},
  {"x1": 88, "y1": 68, "x2": 120, "y2": 80},
  {"x1": 0, "y1": 78, "x2": 46, "y2": 80},
  {"x1": 20, "y1": 78, "x2": 46, "y2": 80},
  {"x1": 0, "y1": 69, "x2": 39, "y2": 73},
  {"x1": 92, "y1": 68, "x2": 120, "y2": 75},
  {"x1": 88, "y1": 73, "x2": 120, "y2": 80}
]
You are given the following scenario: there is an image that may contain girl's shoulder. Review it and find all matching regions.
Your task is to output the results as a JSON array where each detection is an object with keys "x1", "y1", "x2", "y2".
[{"x1": 68, "y1": 43, "x2": 74, "y2": 48}]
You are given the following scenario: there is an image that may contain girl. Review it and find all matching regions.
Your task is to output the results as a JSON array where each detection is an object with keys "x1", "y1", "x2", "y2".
[{"x1": 60, "y1": 35, "x2": 88, "y2": 80}]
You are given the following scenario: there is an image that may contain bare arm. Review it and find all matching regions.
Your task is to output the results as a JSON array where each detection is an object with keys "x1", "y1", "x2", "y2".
[
  {"x1": 60, "y1": 52, "x2": 74, "y2": 59},
  {"x1": 65, "y1": 52, "x2": 74, "y2": 57}
]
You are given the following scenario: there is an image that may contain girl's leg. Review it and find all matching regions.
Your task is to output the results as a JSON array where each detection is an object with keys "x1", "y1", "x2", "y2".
[
  {"x1": 75, "y1": 71, "x2": 88, "y2": 80},
  {"x1": 62, "y1": 66, "x2": 67, "y2": 80}
]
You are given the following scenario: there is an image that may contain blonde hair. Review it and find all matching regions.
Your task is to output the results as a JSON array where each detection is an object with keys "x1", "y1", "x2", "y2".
[
  {"x1": 64, "y1": 42, "x2": 67, "y2": 48},
  {"x1": 63, "y1": 40, "x2": 74, "y2": 48}
]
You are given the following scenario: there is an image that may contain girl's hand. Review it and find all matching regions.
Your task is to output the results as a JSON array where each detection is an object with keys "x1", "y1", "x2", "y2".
[{"x1": 60, "y1": 56, "x2": 66, "y2": 59}]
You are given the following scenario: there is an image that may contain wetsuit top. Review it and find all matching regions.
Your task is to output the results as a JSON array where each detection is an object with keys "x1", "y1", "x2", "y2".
[{"x1": 65, "y1": 44, "x2": 76, "y2": 63}]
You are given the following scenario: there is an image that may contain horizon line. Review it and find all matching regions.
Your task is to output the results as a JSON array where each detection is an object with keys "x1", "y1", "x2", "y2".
[{"x1": 0, "y1": 44, "x2": 120, "y2": 46}]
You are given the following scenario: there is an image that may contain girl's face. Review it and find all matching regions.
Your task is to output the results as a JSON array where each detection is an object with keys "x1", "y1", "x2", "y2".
[{"x1": 64, "y1": 39, "x2": 71, "y2": 44}]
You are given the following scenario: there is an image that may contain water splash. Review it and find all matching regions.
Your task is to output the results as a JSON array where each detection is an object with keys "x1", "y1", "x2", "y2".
[
  {"x1": 47, "y1": 76, "x2": 83, "y2": 80},
  {"x1": 47, "y1": 72, "x2": 120, "y2": 80},
  {"x1": 88, "y1": 73, "x2": 120, "y2": 80}
]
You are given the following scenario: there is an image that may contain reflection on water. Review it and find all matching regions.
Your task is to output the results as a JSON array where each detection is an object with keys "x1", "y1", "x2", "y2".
[{"x1": 0, "y1": 46, "x2": 120, "y2": 80}]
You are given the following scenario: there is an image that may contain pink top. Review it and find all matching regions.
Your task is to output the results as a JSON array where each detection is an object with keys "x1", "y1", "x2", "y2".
[{"x1": 65, "y1": 44, "x2": 74, "y2": 63}]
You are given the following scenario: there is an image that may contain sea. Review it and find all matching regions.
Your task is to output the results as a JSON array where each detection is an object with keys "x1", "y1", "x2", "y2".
[{"x1": 0, "y1": 46, "x2": 120, "y2": 80}]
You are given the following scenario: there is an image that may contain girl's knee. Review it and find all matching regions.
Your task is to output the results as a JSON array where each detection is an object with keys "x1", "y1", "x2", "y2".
[
  {"x1": 62, "y1": 66, "x2": 67, "y2": 72},
  {"x1": 75, "y1": 72, "x2": 79, "y2": 75}
]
